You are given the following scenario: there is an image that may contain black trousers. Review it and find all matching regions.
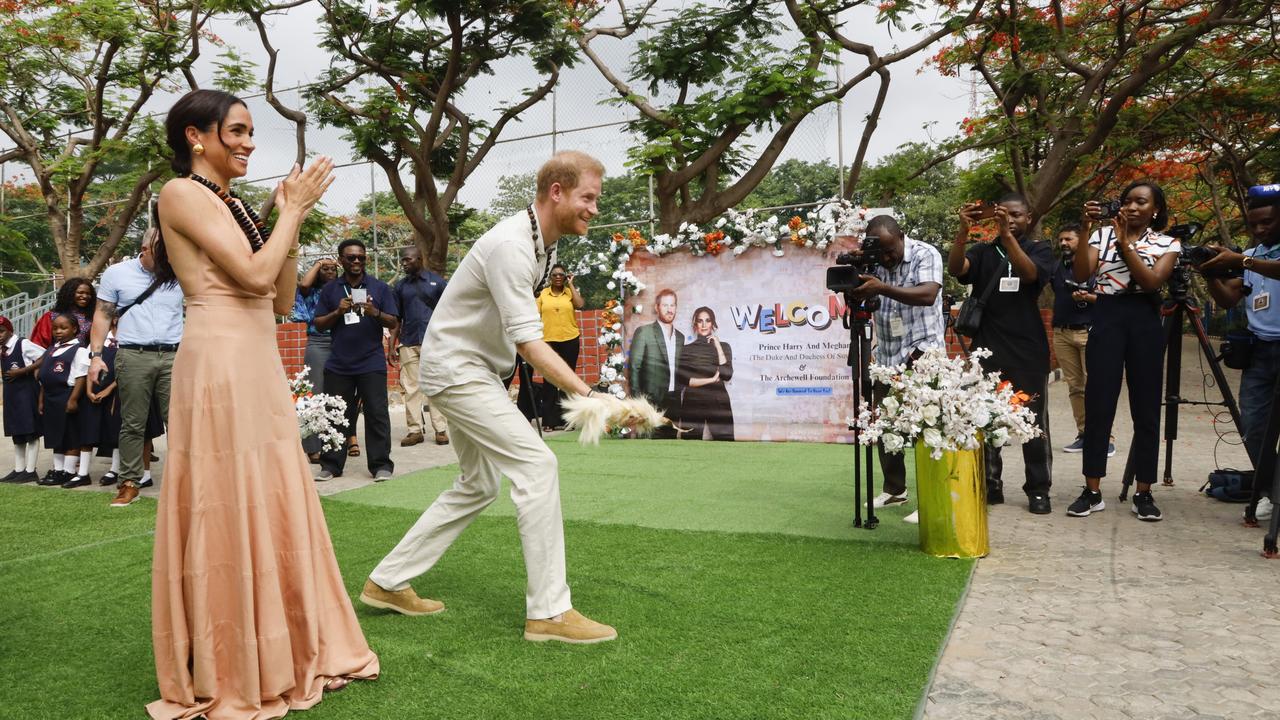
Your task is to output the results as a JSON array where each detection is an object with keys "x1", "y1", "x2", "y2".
[
  {"x1": 320, "y1": 370, "x2": 393, "y2": 476},
  {"x1": 541, "y1": 338, "x2": 581, "y2": 428},
  {"x1": 982, "y1": 365, "x2": 1052, "y2": 497},
  {"x1": 1082, "y1": 294, "x2": 1165, "y2": 485}
]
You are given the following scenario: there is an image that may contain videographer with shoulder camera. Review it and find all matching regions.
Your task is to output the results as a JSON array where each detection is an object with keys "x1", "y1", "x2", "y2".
[
  {"x1": 1195, "y1": 185, "x2": 1280, "y2": 519},
  {"x1": 1049, "y1": 223, "x2": 1105, "y2": 454},
  {"x1": 846, "y1": 215, "x2": 945, "y2": 523},
  {"x1": 948, "y1": 193, "x2": 1056, "y2": 515},
  {"x1": 1070, "y1": 180, "x2": 1181, "y2": 522}
]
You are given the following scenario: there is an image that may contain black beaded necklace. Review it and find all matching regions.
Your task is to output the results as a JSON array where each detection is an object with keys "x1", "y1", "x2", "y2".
[
  {"x1": 188, "y1": 173, "x2": 270, "y2": 252},
  {"x1": 528, "y1": 204, "x2": 553, "y2": 294}
]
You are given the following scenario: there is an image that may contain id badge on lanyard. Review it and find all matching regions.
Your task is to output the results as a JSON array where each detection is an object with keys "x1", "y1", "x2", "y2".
[{"x1": 996, "y1": 246, "x2": 1019, "y2": 292}]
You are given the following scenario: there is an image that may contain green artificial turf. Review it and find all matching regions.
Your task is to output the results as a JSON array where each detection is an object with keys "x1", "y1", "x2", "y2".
[
  {"x1": 336, "y1": 434, "x2": 923, "y2": 543},
  {"x1": 0, "y1": 439, "x2": 970, "y2": 720}
]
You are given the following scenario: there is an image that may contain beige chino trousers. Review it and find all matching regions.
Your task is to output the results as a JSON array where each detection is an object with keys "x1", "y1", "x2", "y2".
[
  {"x1": 368, "y1": 377, "x2": 572, "y2": 619},
  {"x1": 397, "y1": 344, "x2": 447, "y2": 435}
]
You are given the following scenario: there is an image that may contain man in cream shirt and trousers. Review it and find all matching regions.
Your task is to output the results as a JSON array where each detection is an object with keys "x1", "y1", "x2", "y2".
[{"x1": 360, "y1": 151, "x2": 618, "y2": 644}]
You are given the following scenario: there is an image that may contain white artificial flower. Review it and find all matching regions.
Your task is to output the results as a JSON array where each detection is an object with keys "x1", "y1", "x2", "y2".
[
  {"x1": 602, "y1": 366, "x2": 618, "y2": 382},
  {"x1": 882, "y1": 433, "x2": 905, "y2": 452},
  {"x1": 921, "y1": 404, "x2": 940, "y2": 424}
]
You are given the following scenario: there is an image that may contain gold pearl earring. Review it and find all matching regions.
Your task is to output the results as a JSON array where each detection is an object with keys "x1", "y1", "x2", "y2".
[{"x1": 192, "y1": 143, "x2": 205, "y2": 155}]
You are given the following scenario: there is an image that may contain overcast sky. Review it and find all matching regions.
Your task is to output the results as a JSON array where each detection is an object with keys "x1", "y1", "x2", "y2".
[{"x1": 7, "y1": 1, "x2": 974, "y2": 217}]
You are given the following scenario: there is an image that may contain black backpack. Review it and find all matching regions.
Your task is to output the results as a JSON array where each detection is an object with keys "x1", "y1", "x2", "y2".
[{"x1": 1201, "y1": 469, "x2": 1254, "y2": 503}]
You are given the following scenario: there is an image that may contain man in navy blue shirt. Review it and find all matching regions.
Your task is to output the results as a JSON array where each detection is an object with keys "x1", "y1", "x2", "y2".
[
  {"x1": 392, "y1": 246, "x2": 449, "y2": 447},
  {"x1": 314, "y1": 239, "x2": 399, "y2": 480},
  {"x1": 1049, "y1": 223, "x2": 1101, "y2": 454}
]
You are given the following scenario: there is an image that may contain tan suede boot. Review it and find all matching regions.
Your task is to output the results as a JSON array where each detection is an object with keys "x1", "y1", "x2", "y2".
[
  {"x1": 359, "y1": 579, "x2": 445, "y2": 616},
  {"x1": 524, "y1": 609, "x2": 617, "y2": 644}
]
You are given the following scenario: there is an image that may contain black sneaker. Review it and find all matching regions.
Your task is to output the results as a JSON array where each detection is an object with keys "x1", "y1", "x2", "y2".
[
  {"x1": 18, "y1": 470, "x2": 38, "y2": 484},
  {"x1": 1131, "y1": 492, "x2": 1163, "y2": 521},
  {"x1": 0, "y1": 470, "x2": 21, "y2": 483},
  {"x1": 1066, "y1": 487, "x2": 1105, "y2": 517},
  {"x1": 38, "y1": 470, "x2": 68, "y2": 487},
  {"x1": 1028, "y1": 494, "x2": 1052, "y2": 514},
  {"x1": 987, "y1": 487, "x2": 1005, "y2": 505},
  {"x1": 62, "y1": 474, "x2": 92, "y2": 489},
  {"x1": 100, "y1": 471, "x2": 119, "y2": 486}
]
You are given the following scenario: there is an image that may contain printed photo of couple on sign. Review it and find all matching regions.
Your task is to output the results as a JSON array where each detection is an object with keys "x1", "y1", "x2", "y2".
[{"x1": 623, "y1": 243, "x2": 862, "y2": 443}]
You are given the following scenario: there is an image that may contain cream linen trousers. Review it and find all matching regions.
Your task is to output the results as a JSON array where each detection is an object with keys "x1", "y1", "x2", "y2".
[{"x1": 368, "y1": 377, "x2": 572, "y2": 619}]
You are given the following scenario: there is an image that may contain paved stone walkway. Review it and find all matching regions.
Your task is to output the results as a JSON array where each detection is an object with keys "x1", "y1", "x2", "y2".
[{"x1": 923, "y1": 336, "x2": 1280, "y2": 719}]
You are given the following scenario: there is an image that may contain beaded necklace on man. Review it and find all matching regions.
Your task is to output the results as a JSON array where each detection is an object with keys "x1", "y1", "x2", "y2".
[
  {"x1": 188, "y1": 173, "x2": 271, "y2": 252},
  {"x1": 528, "y1": 204, "x2": 553, "y2": 294}
]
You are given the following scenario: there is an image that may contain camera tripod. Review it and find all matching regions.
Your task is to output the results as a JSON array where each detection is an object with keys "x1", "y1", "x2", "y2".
[
  {"x1": 843, "y1": 294, "x2": 879, "y2": 529},
  {"x1": 1118, "y1": 272, "x2": 1247, "y2": 500}
]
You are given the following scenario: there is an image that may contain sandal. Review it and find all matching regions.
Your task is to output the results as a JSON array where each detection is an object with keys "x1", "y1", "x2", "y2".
[
  {"x1": 324, "y1": 677, "x2": 351, "y2": 693},
  {"x1": 348, "y1": 441, "x2": 361, "y2": 457}
]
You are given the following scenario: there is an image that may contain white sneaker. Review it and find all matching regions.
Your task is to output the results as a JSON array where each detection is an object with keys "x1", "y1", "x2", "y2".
[
  {"x1": 1245, "y1": 496, "x2": 1274, "y2": 521},
  {"x1": 903, "y1": 510, "x2": 919, "y2": 524},
  {"x1": 873, "y1": 492, "x2": 909, "y2": 508}
]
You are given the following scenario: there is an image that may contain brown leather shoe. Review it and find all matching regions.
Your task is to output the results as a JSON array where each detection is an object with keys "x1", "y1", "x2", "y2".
[
  {"x1": 400, "y1": 432, "x2": 425, "y2": 447},
  {"x1": 524, "y1": 609, "x2": 617, "y2": 644},
  {"x1": 110, "y1": 483, "x2": 140, "y2": 508},
  {"x1": 359, "y1": 579, "x2": 444, "y2": 616},
  {"x1": 434, "y1": 431, "x2": 449, "y2": 446}
]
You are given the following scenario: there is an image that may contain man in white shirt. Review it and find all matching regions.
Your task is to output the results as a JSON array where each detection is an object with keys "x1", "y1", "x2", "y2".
[{"x1": 361, "y1": 151, "x2": 620, "y2": 644}]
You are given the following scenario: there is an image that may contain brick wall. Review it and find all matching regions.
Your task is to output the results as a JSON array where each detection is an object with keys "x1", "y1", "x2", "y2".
[
  {"x1": 277, "y1": 322, "x2": 307, "y2": 378},
  {"x1": 946, "y1": 309, "x2": 1059, "y2": 368},
  {"x1": 276, "y1": 310, "x2": 609, "y2": 391}
]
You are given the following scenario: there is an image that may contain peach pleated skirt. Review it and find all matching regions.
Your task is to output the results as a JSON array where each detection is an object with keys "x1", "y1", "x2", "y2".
[{"x1": 148, "y1": 295, "x2": 378, "y2": 720}]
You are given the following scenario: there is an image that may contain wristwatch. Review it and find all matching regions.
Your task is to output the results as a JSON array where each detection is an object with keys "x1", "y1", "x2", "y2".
[
  {"x1": 88, "y1": 350, "x2": 100, "y2": 359},
  {"x1": 1243, "y1": 255, "x2": 1256, "y2": 270}
]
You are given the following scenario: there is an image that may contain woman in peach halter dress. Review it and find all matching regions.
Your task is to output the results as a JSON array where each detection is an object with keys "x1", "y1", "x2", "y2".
[{"x1": 146, "y1": 89, "x2": 378, "y2": 719}]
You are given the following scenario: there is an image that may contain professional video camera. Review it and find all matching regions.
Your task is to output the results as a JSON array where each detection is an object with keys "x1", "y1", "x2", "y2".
[
  {"x1": 825, "y1": 234, "x2": 884, "y2": 294},
  {"x1": 1176, "y1": 222, "x2": 1245, "y2": 280}
]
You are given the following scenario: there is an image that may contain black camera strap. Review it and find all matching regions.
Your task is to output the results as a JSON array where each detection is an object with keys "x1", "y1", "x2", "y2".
[{"x1": 974, "y1": 256, "x2": 1008, "y2": 306}]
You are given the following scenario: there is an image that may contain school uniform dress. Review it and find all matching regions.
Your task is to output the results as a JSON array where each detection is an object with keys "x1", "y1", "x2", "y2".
[
  {"x1": 82, "y1": 342, "x2": 165, "y2": 455},
  {"x1": 2, "y1": 336, "x2": 44, "y2": 444},
  {"x1": 38, "y1": 341, "x2": 89, "y2": 451},
  {"x1": 148, "y1": 207, "x2": 378, "y2": 719}
]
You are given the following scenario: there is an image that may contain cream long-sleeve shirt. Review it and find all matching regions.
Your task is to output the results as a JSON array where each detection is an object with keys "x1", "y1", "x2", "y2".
[{"x1": 421, "y1": 209, "x2": 556, "y2": 395}]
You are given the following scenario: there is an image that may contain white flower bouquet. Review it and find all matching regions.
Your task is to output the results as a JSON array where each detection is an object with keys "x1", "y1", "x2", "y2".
[
  {"x1": 852, "y1": 348, "x2": 1041, "y2": 459},
  {"x1": 289, "y1": 367, "x2": 349, "y2": 452}
]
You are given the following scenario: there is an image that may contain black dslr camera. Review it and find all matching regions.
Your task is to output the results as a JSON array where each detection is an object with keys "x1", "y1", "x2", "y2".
[
  {"x1": 1062, "y1": 278, "x2": 1092, "y2": 308},
  {"x1": 1096, "y1": 199, "x2": 1123, "y2": 219},
  {"x1": 825, "y1": 234, "x2": 884, "y2": 293}
]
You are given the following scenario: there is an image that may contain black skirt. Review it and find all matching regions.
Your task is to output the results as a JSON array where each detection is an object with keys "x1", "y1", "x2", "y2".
[
  {"x1": 41, "y1": 385, "x2": 80, "y2": 451},
  {"x1": 85, "y1": 392, "x2": 165, "y2": 453},
  {"x1": 2, "y1": 374, "x2": 41, "y2": 441}
]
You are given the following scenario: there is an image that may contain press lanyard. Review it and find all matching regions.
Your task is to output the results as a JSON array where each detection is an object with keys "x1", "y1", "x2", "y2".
[{"x1": 995, "y1": 244, "x2": 1013, "y2": 277}]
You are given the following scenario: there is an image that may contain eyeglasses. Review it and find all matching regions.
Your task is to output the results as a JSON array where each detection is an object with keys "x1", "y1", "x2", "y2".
[{"x1": 342, "y1": 254, "x2": 367, "y2": 262}]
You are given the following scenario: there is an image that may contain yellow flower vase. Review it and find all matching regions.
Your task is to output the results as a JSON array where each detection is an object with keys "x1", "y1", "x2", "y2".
[{"x1": 913, "y1": 444, "x2": 989, "y2": 558}]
